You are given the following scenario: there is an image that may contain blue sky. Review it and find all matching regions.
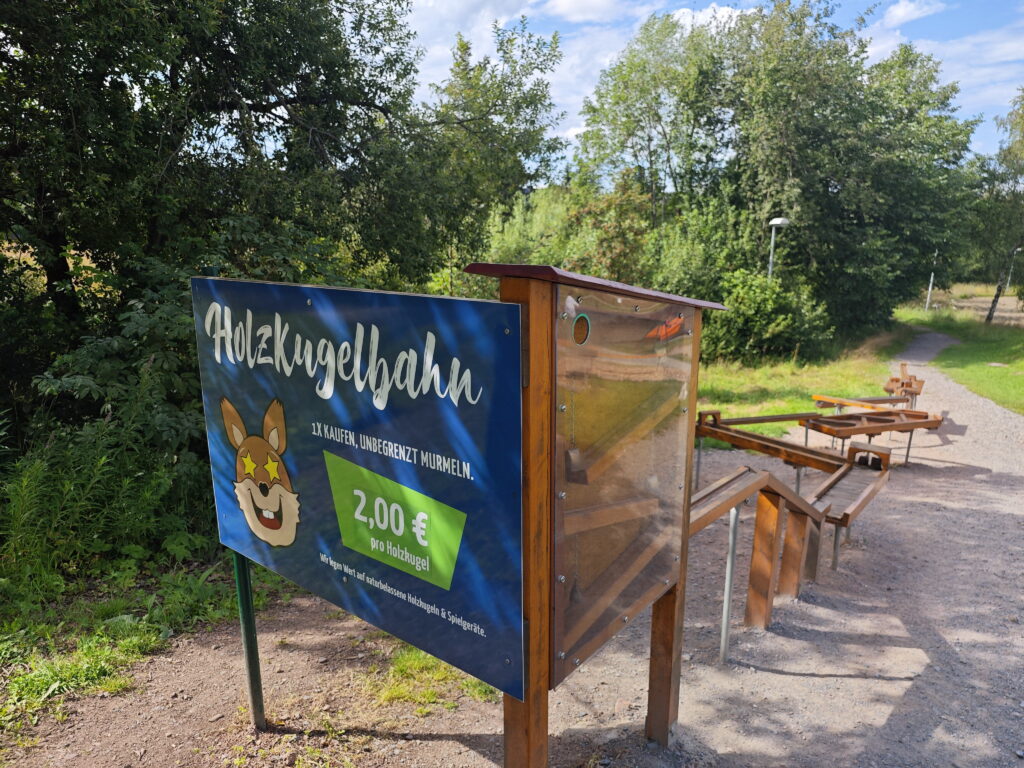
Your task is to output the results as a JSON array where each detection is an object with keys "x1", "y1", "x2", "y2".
[{"x1": 407, "y1": 0, "x2": 1024, "y2": 157}]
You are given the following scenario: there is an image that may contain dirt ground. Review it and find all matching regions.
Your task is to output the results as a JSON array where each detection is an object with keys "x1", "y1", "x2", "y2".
[{"x1": 9, "y1": 331, "x2": 1024, "y2": 768}]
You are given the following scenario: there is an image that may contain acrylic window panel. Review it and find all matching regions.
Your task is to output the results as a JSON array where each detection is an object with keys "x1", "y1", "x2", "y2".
[{"x1": 551, "y1": 286, "x2": 694, "y2": 685}]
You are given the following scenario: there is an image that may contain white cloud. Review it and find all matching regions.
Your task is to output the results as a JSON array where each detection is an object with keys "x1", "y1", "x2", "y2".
[
  {"x1": 916, "y1": 19, "x2": 1024, "y2": 118},
  {"x1": 540, "y1": 0, "x2": 663, "y2": 24},
  {"x1": 864, "y1": 0, "x2": 947, "y2": 60},
  {"x1": 880, "y1": 0, "x2": 946, "y2": 29},
  {"x1": 673, "y1": 2, "x2": 750, "y2": 31}
]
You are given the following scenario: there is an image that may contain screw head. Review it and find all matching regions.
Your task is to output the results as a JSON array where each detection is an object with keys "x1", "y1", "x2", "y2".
[
  {"x1": 557, "y1": 574, "x2": 566, "y2": 583},
  {"x1": 573, "y1": 658, "x2": 581, "y2": 666},
  {"x1": 504, "y1": 657, "x2": 511, "y2": 665},
  {"x1": 633, "y1": 305, "x2": 640, "y2": 312},
  {"x1": 558, "y1": 651, "x2": 566, "y2": 660},
  {"x1": 622, "y1": 615, "x2": 629, "y2": 623},
  {"x1": 504, "y1": 327, "x2": 510, "y2": 335},
  {"x1": 558, "y1": 491, "x2": 567, "y2": 500},
  {"x1": 561, "y1": 312, "x2": 568, "y2": 320},
  {"x1": 559, "y1": 404, "x2": 567, "y2": 412}
]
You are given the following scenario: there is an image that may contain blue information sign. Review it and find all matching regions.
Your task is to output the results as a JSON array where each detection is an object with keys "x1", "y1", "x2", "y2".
[{"x1": 191, "y1": 278, "x2": 524, "y2": 699}]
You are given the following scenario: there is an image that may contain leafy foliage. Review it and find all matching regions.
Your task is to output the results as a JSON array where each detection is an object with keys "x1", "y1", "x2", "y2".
[
  {"x1": 0, "y1": 2, "x2": 562, "y2": 615},
  {"x1": 477, "y1": 1, "x2": 979, "y2": 356},
  {"x1": 701, "y1": 270, "x2": 833, "y2": 363}
]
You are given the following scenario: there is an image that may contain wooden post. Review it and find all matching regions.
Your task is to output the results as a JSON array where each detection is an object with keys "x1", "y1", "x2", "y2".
[
  {"x1": 500, "y1": 277, "x2": 554, "y2": 768},
  {"x1": 803, "y1": 519, "x2": 821, "y2": 583},
  {"x1": 777, "y1": 509, "x2": 808, "y2": 599},
  {"x1": 645, "y1": 309, "x2": 702, "y2": 747},
  {"x1": 744, "y1": 491, "x2": 784, "y2": 629}
]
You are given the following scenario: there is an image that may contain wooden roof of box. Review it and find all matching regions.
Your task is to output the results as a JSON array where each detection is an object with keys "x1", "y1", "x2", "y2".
[{"x1": 464, "y1": 263, "x2": 727, "y2": 312}]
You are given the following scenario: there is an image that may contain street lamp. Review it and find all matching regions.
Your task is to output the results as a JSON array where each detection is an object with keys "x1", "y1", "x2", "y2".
[{"x1": 767, "y1": 217, "x2": 789, "y2": 278}]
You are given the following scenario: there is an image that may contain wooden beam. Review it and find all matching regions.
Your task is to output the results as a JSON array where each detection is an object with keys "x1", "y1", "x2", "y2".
[
  {"x1": 499, "y1": 277, "x2": 554, "y2": 768},
  {"x1": 570, "y1": 387, "x2": 680, "y2": 484},
  {"x1": 717, "y1": 412, "x2": 821, "y2": 426},
  {"x1": 777, "y1": 508, "x2": 808, "y2": 599},
  {"x1": 563, "y1": 496, "x2": 659, "y2": 536},
  {"x1": 695, "y1": 422, "x2": 844, "y2": 473},
  {"x1": 744, "y1": 491, "x2": 785, "y2": 629},
  {"x1": 563, "y1": 526, "x2": 673, "y2": 649},
  {"x1": 646, "y1": 309, "x2": 701, "y2": 748},
  {"x1": 803, "y1": 519, "x2": 821, "y2": 582}
]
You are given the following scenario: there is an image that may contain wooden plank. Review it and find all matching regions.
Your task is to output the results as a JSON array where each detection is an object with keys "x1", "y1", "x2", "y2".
[
  {"x1": 689, "y1": 480, "x2": 761, "y2": 538},
  {"x1": 717, "y1": 412, "x2": 821, "y2": 426},
  {"x1": 646, "y1": 309, "x2": 702, "y2": 748},
  {"x1": 563, "y1": 526, "x2": 673, "y2": 649},
  {"x1": 744, "y1": 491, "x2": 784, "y2": 629},
  {"x1": 572, "y1": 388, "x2": 680, "y2": 484},
  {"x1": 777, "y1": 508, "x2": 809, "y2": 599},
  {"x1": 814, "y1": 395, "x2": 909, "y2": 408},
  {"x1": 499, "y1": 277, "x2": 553, "y2": 768},
  {"x1": 812, "y1": 394, "x2": 907, "y2": 411},
  {"x1": 763, "y1": 474, "x2": 826, "y2": 522},
  {"x1": 691, "y1": 466, "x2": 755, "y2": 506},
  {"x1": 834, "y1": 469, "x2": 889, "y2": 526},
  {"x1": 563, "y1": 497, "x2": 660, "y2": 536},
  {"x1": 809, "y1": 464, "x2": 852, "y2": 501},
  {"x1": 695, "y1": 422, "x2": 844, "y2": 473},
  {"x1": 555, "y1": 575, "x2": 673, "y2": 684},
  {"x1": 803, "y1": 519, "x2": 822, "y2": 582}
]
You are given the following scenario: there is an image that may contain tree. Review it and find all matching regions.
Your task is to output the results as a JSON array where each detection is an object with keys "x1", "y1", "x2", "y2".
[
  {"x1": 977, "y1": 87, "x2": 1024, "y2": 319},
  {"x1": 570, "y1": 0, "x2": 976, "y2": 340},
  {"x1": 0, "y1": 0, "x2": 565, "y2": 597},
  {"x1": 0, "y1": 1, "x2": 562, "y2": 441}
]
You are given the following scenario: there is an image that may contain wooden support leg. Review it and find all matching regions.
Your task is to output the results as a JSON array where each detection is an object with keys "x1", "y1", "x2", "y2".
[
  {"x1": 744, "y1": 492, "x2": 784, "y2": 629},
  {"x1": 646, "y1": 584, "x2": 686, "y2": 746},
  {"x1": 803, "y1": 519, "x2": 821, "y2": 583},
  {"x1": 777, "y1": 509, "x2": 808, "y2": 600},
  {"x1": 499, "y1": 277, "x2": 553, "y2": 768},
  {"x1": 831, "y1": 525, "x2": 842, "y2": 571}
]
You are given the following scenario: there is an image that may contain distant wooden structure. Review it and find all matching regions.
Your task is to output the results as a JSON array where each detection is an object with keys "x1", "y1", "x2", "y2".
[
  {"x1": 696, "y1": 411, "x2": 900, "y2": 570},
  {"x1": 884, "y1": 362, "x2": 925, "y2": 407}
]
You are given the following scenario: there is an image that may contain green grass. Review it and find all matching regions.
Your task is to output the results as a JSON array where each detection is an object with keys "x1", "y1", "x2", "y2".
[
  {"x1": 363, "y1": 643, "x2": 499, "y2": 715},
  {"x1": 894, "y1": 307, "x2": 1024, "y2": 414},
  {"x1": 0, "y1": 558, "x2": 290, "y2": 739},
  {"x1": 696, "y1": 328, "x2": 914, "y2": 440}
]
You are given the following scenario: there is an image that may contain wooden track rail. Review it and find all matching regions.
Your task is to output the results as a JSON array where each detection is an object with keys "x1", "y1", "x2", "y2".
[{"x1": 687, "y1": 466, "x2": 829, "y2": 628}]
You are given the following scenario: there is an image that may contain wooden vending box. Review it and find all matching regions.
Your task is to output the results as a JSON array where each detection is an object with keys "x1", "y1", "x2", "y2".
[{"x1": 465, "y1": 264, "x2": 723, "y2": 767}]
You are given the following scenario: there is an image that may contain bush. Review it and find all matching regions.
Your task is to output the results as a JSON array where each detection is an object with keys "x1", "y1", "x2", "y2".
[
  {"x1": 702, "y1": 269, "x2": 834, "y2": 363},
  {"x1": 0, "y1": 371, "x2": 214, "y2": 606}
]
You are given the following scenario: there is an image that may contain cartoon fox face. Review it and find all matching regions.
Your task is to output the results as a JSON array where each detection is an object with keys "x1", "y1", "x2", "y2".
[{"x1": 221, "y1": 398, "x2": 301, "y2": 547}]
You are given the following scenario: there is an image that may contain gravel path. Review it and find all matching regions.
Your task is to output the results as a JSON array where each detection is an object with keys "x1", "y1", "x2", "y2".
[{"x1": 10, "y1": 331, "x2": 1024, "y2": 767}]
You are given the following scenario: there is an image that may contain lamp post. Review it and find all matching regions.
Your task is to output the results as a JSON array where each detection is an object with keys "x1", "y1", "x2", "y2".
[
  {"x1": 767, "y1": 217, "x2": 789, "y2": 278},
  {"x1": 925, "y1": 250, "x2": 937, "y2": 311}
]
